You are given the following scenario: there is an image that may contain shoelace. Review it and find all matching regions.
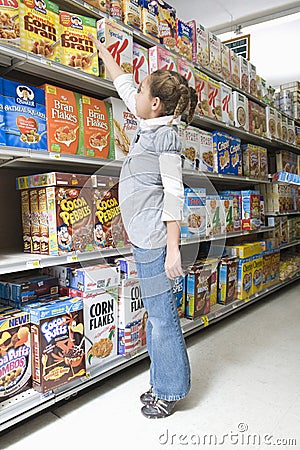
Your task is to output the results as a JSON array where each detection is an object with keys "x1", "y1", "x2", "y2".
[{"x1": 151, "y1": 398, "x2": 171, "y2": 415}]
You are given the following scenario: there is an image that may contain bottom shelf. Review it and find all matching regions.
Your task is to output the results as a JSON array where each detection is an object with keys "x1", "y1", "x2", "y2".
[{"x1": 1, "y1": 272, "x2": 299, "y2": 432}]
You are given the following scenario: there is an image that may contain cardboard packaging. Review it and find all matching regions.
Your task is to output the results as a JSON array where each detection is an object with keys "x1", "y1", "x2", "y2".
[
  {"x1": 194, "y1": 69, "x2": 209, "y2": 117},
  {"x1": 176, "y1": 18, "x2": 193, "y2": 61},
  {"x1": 221, "y1": 43, "x2": 231, "y2": 83},
  {"x1": 230, "y1": 49, "x2": 240, "y2": 88},
  {"x1": 207, "y1": 77, "x2": 222, "y2": 121},
  {"x1": 206, "y1": 194, "x2": 225, "y2": 236},
  {"x1": 148, "y1": 45, "x2": 177, "y2": 73},
  {"x1": 217, "y1": 256, "x2": 238, "y2": 304},
  {"x1": 232, "y1": 91, "x2": 249, "y2": 131},
  {"x1": 239, "y1": 55, "x2": 249, "y2": 92},
  {"x1": 141, "y1": 0, "x2": 159, "y2": 42},
  {"x1": 182, "y1": 125, "x2": 199, "y2": 170},
  {"x1": 133, "y1": 42, "x2": 148, "y2": 88},
  {"x1": 122, "y1": 0, "x2": 142, "y2": 30},
  {"x1": 158, "y1": 0, "x2": 177, "y2": 52},
  {"x1": 185, "y1": 262, "x2": 211, "y2": 319},
  {"x1": 0, "y1": 0, "x2": 20, "y2": 47},
  {"x1": 177, "y1": 58, "x2": 195, "y2": 88},
  {"x1": 241, "y1": 190, "x2": 261, "y2": 231},
  {"x1": 68, "y1": 264, "x2": 119, "y2": 292},
  {"x1": 208, "y1": 32, "x2": 221, "y2": 75},
  {"x1": 188, "y1": 20, "x2": 209, "y2": 68},
  {"x1": 248, "y1": 61, "x2": 257, "y2": 97},
  {"x1": 198, "y1": 129, "x2": 213, "y2": 173},
  {"x1": 181, "y1": 188, "x2": 206, "y2": 239},
  {"x1": 220, "y1": 82, "x2": 234, "y2": 126}
]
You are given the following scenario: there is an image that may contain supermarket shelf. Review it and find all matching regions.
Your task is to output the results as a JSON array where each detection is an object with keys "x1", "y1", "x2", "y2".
[
  {"x1": 280, "y1": 240, "x2": 300, "y2": 250},
  {"x1": 265, "y1": 211, "x2": 300, "y2": 216},
  {"x1": 1, "y1": 271, "x2": 299, "y2": 432},
  {"x1": 180, "y1": 226, "x2": 275, "y2": 245},
  {"x1": 183, "y1": 167, "x2": 270, "y2": 185}
]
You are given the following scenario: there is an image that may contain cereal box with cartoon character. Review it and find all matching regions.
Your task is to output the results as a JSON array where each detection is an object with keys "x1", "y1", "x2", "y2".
[
  {"x1": 148, "y1": 45, "x2": 177, "y2": 73},
  {"x1": 198, "y1": 129, "x2": 213, "y2": 173},
  {"x1": 218, "y1": 256, "x2": 238, "y2": 304},
  {"x1": 177, "y1": 58, "x2": 195, "y2": 88},
  {"x1": 133, "y1": 42, "x2": 148, "y2": 88},
  {"x1": 20, "y1": 189, "x2": 31, "y2": 253},
  {"x1": 212, "y1": 130, "x2": 231, "y2": 174},
  {"x1": 181, "y1": 188, "x2": 206, "y2": 239},
  {"x1": 194, "y1": 69, "x2": 209, "y2": 117},
  {"x1": 123, "y1": 0, "x2": 142, "y2": 31},
  {"x1": 187, "y1": 20, "x2": 209, "y2": 68},
  {"x1": 141, "y1": 0, "x2": 159, "y2": 42},
  {"x1": 220, "y1": 82, "x2": 234, "y2": 126},
  {"x1": 97, "y1": 18, "x2": 133, "y2": 80},
  {"x1": 3, "y1": 79, "x2": 47, "y2": 150},
  {"x1": 176, "y1": 18, "x2": 193, "y2": 61},
  {"x1": 0, "y1": 0, "x2": 20, "y2": 47},
  {"x1": 19, "y1": 0, "x2": 61, "y2": 62},
  {"x1": 60, "y1": 11, "x2": 98, "y2": 76},
  {"x1": 207, "y1": 77, "x2": 221, "y2": 122},
  {"x1": 158, "y1": 0, "x2": 176, "y2": 52},
  {"x1": 208, "y1": 32, "x2": 221, "y2": 75},
  {"x1": 252, "y1": 255, "x2": 263, "y2": 294}
]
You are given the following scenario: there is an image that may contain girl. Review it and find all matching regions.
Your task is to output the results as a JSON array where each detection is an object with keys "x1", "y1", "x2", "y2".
[{"x1": 90, "y1": 34, "x2": 198, "y2": 419}]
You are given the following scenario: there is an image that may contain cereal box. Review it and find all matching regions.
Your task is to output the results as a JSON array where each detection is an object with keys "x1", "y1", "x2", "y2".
[
  {"x1": 30, "y1": 188, "x2": 40, "y2": 254},
  {"x1": 238, "y1": 55, "x2": 249, "y2": 93},
  {"x1": 208, "y1": 32, "x2": 221, "y2": 75},
  {"x1": 177, "y1": 58, "x2": 195, "y2": 88},
  {"x1": 83, "y1": 0, "x2": 109, "y2": 14},
  {"x1": 181, "y1": 188, "x2": 206, "y2": 239},
  {"x1": 194, "y1": 69, "x2": 209, "y2": 117},
  {"x1": 206, "y1": 194, "x2": 225, "y2": 236},
  {"x1": 173, "y1": 276, "x2": 185, "y2": 318},
  {"x1": 258, "y1": 146, "x2": 268, "y2": 180},
  {"x1": 295, "y1": 125, "x2": 300, "y2": 147},
  {"x1": 0, "y1": 310, "x2": 31, "y2": 401},
  {"x1": 19, "y1": 0, "x2": 60, "y2": 62},
  {"x1": 20, "y1": 189, "x2": 31, "y2": 253},
  {"x1": 97, "y1": 18, "x2": 133, "y2": 80},
  {"x1": 158, "y1": 0, "x2": 176, "y2": 52},
  {"x1": 252, "y1": 256, "x2": 263, "y2": 294},
  {"x1": 287, "y1": 117, "x2": 295, "y2": 145},
  {"x1": 185, "y1": 262, "x2": 211, "y2": 319},
  {"x1": 3, "y1": 79, "x2": 47, "y2": 150},
  {"x1": 187, "y1": 20, "x2": 209, "y2": 68},
  {"x1": 230, "y1": 135, "x2": 242, "y2": 176},
  {"x1": 219, "y1": 190, "x2": 241, "y2": 232},
  {"x1": 248, "y1": 62, "x2": 257, "y2": 97},
  {"x1": 198, "y1": 129, "x2": 213, "y2": 173},
  {"x1": 221, "y1": 43, "x2": 231, "y2": 83},
  {"x1": 60, "y1": 11, "x2": 98, "y2": 76},
  {"x1": 242, "y1": 144, "x2": 259, "y2": 179},
  {"x1": 281, "y1": 114, "x2": 288, "y2": 142},
  {"x1": 220, "y1": 194, "x2": 234, "y2": 233},
  {"x1": 3, "y1": 274, "x2": 58, "y2": 305},
  {"x1": 232, "y1": 91, "x2": 249, "y2": 131},
  {"x1": 276, "y1": 150, "x2": 297, "y2": 174},
  {"x1": 133, "y1": 42, "x2": 148, "y2": 88},
  {"x1": 28, "y1": 297, "x2": 85, "y2": 393},
  {"x1": 248, "y1": 100, "x2": 261, "y2": 135},
  {"x1": 207, "y1": 77, "x2": 221, "y2": 121},
  {"x1": 81, "y1": 95, "x2": 114, "y2": 159},
  {"x1": 105, "y1": 96, "x2": 138, "y2": 159},
  {"x1": 123, "y1": 0, "x2": 142, "y2": 31},
  {"x1": 208, "y1": 258, "x2": 218, "y2": 307},
  {"x1": 117, "y1": 256, "x2": 137, "y2": 279},
  {"x1": 0, "y1": 0, "x2": 19, "y2": 47},
  {"x1": 148, "y1": 45, "x2": 177, "y2": 73},
  {"x1": 212, "y1": 130, "x2": 231, "y2": 174},
  {"x1": 141, "y1": 0, "x2": 159, "y2": 42},
  {"x1": 266, "y1": 106, "x2": 277, "y2": 139},
  {"x1": 68, "y1": 264, "x2": 119, "y2": 292},
  {"x1": 110, "y1": 0, "x2": 122, "y2": 19},
  {"x1": 0, "y1": 78, "x2": 5, "y2": 146},
  {"x1": 42, "y1": 84, "x2": 82, "y2": 155},
  {"x1": 276, "y1": 109, "x2": 282, "y2": 141},
  {"x1": 241, "y1": 190, "x2": 261, "y2": 231},
  {"x1": 118, "y1": 279, "x2": 146, "y2": 356},
  {"x1": 220, "y1": 82, "x2": 234, "y2": 126},
  {"x1": 230, "y1": 48, "x2": 240, "y2": 88},
  {"x1": 237, "y1": 257, "x2": 253, "y2": 300},
  {"x1": 83, "y1": 288, "x2": 118, "y2": 372},
  {"x1": 182, "y1": 125, "x2": 199, "y2": 170},
  {"x1": 176, "y1": 18, "x2": 193, "y2": 61},
  {"x1": 217, "y1": 256, "x2": 238, "y2": 304}
]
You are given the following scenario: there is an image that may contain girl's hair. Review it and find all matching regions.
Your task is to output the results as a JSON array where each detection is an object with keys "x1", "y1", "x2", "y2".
[{"x1": 148, "y1": 69, "x2": 198, "y2": 125}]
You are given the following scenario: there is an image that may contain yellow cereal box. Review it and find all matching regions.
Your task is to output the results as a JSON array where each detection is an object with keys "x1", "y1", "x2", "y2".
[
  {"x1": 0, "y1": 0, "x2": 20, "y2": 47},
  {"x1": 252, "y1": 256, "x2": 263, "y2": 294},
  {"x1": 60, "y1": 11, "x2": 99, "y2": 76},
  {"x1": 237, "y1": 257, "x2": 253, "y2": 300},
  {"x1": 19, "y1": 0, "x2": 61, "y2": 62},
  {"x1": 141, "y1": 0, "x2": 159, "y2": 42}
]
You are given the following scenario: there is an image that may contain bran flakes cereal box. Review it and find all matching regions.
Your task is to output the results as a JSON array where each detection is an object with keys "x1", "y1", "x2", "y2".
[
  {"x1": 110, "y1": 0, "x2": 122, "y2": 19},
  {"x1": 84, "y1": 288, "x2": 118, "y2": 373},
  {"x1": 60, "y1": 11, "x2": 98, "y2": 76},
  {"x1": 158, "y1": 0, "x2": 176, "y2": 52},
  {"x1": 220, "y1": 82, "x2": 234, "y2": 126},
  {"x1": 229, "y1": 48, "x2": 240, "y2": 88},
  {"x1": 133, "y1": 42, "x2": 148, "y2": 88},
  {"x1": 81, "y1": 95, "x2": 114, "y2": 159},
  {"x1": 3, "y1": 79, "x2": 47, "y2": 150},
  {"x1": 97, "y1": 17, "x2": 133, "y2": 80},
  {"x1": 141, "y1": 0, "x2": 159, "y2": 42},
  {"x1": 42, "y1": 84, "x2": 82, "y2": 155},
  {"x1": 176, "y1": 18, "x2": 193, "y2": 61},
  {"x1": 221, "y1": 43, "x2": 231, "y2": 83},
  {"x1": 177, "y1": 57, "x2": 195, "y2": 88},
  {"x1": 198, "y1": 129, "x2": 213, "y2": 173},
  {"x1": 208, "y1": 32, "x2": 221, "y2": 75},
  {"x1": 118, "y1": 279, "x2": 146, "y2": 356},
  {"x1": 207, "y1": 77, "x2": 221, "y2": 122},
  {"x1": 187, "y1": 20, "x2": 209, "y2": 68},
  {"x1": 19, "y1": 0, "x2": 60, "y2": 62},
  {"x1": 122, "y1": 0, "x2": 142, "y2": 31},
  {"x1": 194, "y1": 69, "x2": 209, "y2": 117},
  {"x1": 239, "y1": 55, "x2": 249, "y2": 93},
  {"x1": 0, "y1": 0, "x2": 20, "y2": 47},
  {"x1": 182, "y1": 125, "x2": 199, "y2": 170},
  {"x1": 148, "y1": 45, "x2": 177, "y2": 73},
  {"x1": 0, "y1": 311, "x2": 31, "y2": 401}
]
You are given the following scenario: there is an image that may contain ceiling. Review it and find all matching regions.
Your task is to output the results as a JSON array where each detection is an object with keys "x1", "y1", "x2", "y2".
[{"x1": 170, "y1": 0, "x2": 300, "y2": 33}]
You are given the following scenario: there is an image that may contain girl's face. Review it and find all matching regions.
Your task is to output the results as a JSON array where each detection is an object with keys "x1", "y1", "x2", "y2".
[{"x1": 135, "y1": 75, "x2": 158, "y2": 120}]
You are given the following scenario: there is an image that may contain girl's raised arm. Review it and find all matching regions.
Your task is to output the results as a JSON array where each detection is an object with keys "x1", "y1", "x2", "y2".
[{"x1": 88, "y1": 32, "x2": 125, "y2": 82}]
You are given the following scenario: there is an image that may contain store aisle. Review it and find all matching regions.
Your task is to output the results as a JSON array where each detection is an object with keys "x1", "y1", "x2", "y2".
[{"x1": 1, "y1": 281, "x2": 300, "y2": 450}]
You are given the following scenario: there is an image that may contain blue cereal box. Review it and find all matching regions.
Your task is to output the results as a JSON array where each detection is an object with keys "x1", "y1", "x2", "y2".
[
  {"x1": 3, "y1": 80, "x2": 47, "y2": 150},
  {"x1": 181, "y1": 188, "x2": 206, "y2": 239},
  {"x1": 230, "y1": 135, "x2": 242, "y2": 176},
  {"x1": 172, "y1": 276, "x2": 185, "y2": 318},
  {"x1": 0, "y1": 78, "x2": 5, "y2": 146},
  {"x1": 212, "y1": 130, "x2": 231, "y2": 174},
  {"x1": 176, "y1": 18, "x2": 193, "y2": 61}
]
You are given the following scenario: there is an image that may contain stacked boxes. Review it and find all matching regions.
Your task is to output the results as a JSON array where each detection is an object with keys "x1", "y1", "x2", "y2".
[
  {"x1": 133, "y1": 42, "x2": 148, "y2": 87},
  {"x1": 185, "y1": 261, "x2": 211, "y2": 319},
  {"x1": 181, "y1": 188, "x2": 206, "y2": 239},
  {"x1": 241, "y1": 190, "x2": 261, "y2": 231},
  {"x1": 148, "y1": 45, "x2": 177, "y2": 72}
]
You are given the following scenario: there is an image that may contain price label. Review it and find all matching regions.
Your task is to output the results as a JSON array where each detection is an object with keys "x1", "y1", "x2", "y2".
[
  {"x1": 83, "y1": 2, "x2": 94, "y2": 10},
  {"x1": 41, "y1": 58, "x2": 53, "y2": 67},
  {"x1": 41, "y1": 390, "x2": 53, "y2": 400},
  {"x1": 200, "y1": 315, "x2": 209, "y2": 327},
  {"x1": 67, "y1": 254, "x2": 78, "y2": 263},
  {"x1": 49, "y1": 152, "x2": 61, "y2": 159},
  {"x1": 244, "y1": 297, "x2": 250, "y2": 303},
  {"x1": 26, "y1": 260, "x2": 40, "y2": 269}
]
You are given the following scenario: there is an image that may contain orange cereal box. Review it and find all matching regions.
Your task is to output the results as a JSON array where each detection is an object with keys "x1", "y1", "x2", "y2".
[
  {"x1": 0, "y1": 0, "x2": 20, "y2": 47},
  {"x1": 60, "y1": 11, "x2": 99, "y2": 76},
  {"x1": 42, "y1": 84, "x2": 83, "y2": 155},
  {"x1": 19, "y1": 0, "x2": 61, "y2": 62},
  {"x1": 81, "y1": 95, "x2": 114, "y2": 159}
]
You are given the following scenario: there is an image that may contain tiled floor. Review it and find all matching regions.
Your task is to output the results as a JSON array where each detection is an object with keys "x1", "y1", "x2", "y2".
[{"x1": 1, "y1": 281, "x2": 300, "y2": 450}]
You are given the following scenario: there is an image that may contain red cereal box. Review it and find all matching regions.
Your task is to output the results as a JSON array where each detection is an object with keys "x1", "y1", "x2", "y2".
[
  {"x1": 207, "y1": 77, "x2": 221, "y2": 122},
  {"x1": 148, "y1": 45, "x2": 177, "y2": 73},
  {"x1": 133, "y1": 42, "x2": 148, "y2": 88},
  {"x1": 177, "y1": 57, "x2": 195, "y2": 88},
  {"x1": 194, "y1": 69, "x2": 209, "y2": 117}
]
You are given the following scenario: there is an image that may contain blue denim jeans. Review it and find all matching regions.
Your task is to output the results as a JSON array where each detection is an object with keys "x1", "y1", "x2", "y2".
[{"x1": 132, "y1": 245, "x2": 191, "y2": 401}]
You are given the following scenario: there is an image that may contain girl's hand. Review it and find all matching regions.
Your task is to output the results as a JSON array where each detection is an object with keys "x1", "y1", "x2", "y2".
[
  {"x1": 87, "y1": 32, "x2": 125, "y2": 81},
  {"x1": 165, "y1": 246, "x2": 184, "y2": 280},
  {"x1": 88, "y1": 32, "x2": 107, "y2": 58}
]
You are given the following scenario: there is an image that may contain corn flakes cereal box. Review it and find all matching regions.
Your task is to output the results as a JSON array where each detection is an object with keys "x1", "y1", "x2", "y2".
[
  {"x1": 83, "y1": 0, "x2": 109, "y2": 14},
  {"x1": 207, "y1": 77, "x2": 221, "y2": 122},
  {"x1": 158, "y1": 0, "x2": 176, "y2": 52},
  {"x1": 110, "y1": 0, "x2": 122, "y2": 19},
  {"x1": 97, "y1": 17, "x2": 133, "y2": 80},
  {"x1": 148, "y1": 45, "x2": 177, "y2": 73},
  {"x1": 229, "y1": 48, "x2": 240, "y2": 88},
  {"x1": 230, "y1": 135, "x2": 242, "y2": 176},
  {"x1": 84, "y1": 288, "x2": 118, "y2": 372},
  {"x1": 60, "y1": 11, "x2": 98, "y2": 76},
  {"x1": 220, "y1": 82, "x2": 234, "y2": 126},
  {"x1": 19, "y1": 0, "x2": 60, "y2": 61},
  {"x1": 194, "y1": 69, "x2": 209, "y2": 117},
  {"x1": 176, "y1": 18, "x2": 192, "y2": 61},
  {"x1": 248, "y1": 61, "x2": 257, "y2": 97},
  {"x1": 241, "y1": 190, "x2": 261, "y2": 231},
  {"x1": 105, "y1": 96, "x2": 138, "y2": 159},
  {"x1": 188, "y1": 20, "x2": 209, "y2": 68},
  {"x1": 133, "y1": 42, "x2": 148, "y2": 88},
  {"x1": 220, "y1": 194, "x2": 234, "y2": 233},
  {"x1": 123, "y1": 0, "x2": 142, "y2": 31},
  {"x1": 212, "y1": 130, "x2": 231, "y2": 174},
  {"x1": 208, "y1": 32, "x2": 221, "y2": 75},
  {"x1": 42, "y1": 84, "x2": 82, "y2": 155},
  {"x1": 182, "y1": 125, "x2": 199, "y2": 170},
  {"x1": 141, "y1": 0, "x2": 159, "y2": 42},
  {"x1": 173, "y1": 276, "x2": 185, "y2": 318},
  {"x1": 218, "y1": 256, "x2": 238, "y2": 304},
  {"x1": 81, "y1": 95, "x2": 114, "y2": 159},
  {"x1": 185, "y1": 262, "x2": 211, "y2": 319},
  {"x1": 198, "y1": 129, "x2": 213, "y2": 173},
  {"x1": 3, "y1": 79, "x2": 47, "y2": 150},
  {"x1": 0, "y1": 0, "x2": 19, "y2": 47},
  {"x1": 221, "y1": 43, "x2": 231, "y2": 82},
  {"x1": 118, "y1": 279, "x2": 146, "y2": 355},
  {"x1": 239, "y1": 55, "x2": 249, "y2": 93},
  {"x1": 181, "y1": 188, "x2": 206, "y2": 239},
  {"x1": 237, "y1": 257, "x2": 253, "y2": 300},
  {"x1": 177, "y1": 57, "x2": 195, "y2": 88},
  {"x1": 206, "y1": 194, "x2": 225, "y2": 236},
  {"x1": 242, "y1": 144, "x2": 259, "y2": 179},
  {"x1": 0, "y1": 310, "x2": 31, "y2": 401},
  {"x1": 232, "y1": 91, "x2": 249, "y2": 131}
]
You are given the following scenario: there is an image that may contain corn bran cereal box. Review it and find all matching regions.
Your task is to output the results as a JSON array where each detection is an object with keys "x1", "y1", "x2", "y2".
[
  {"x1": 176, "y1": 18, "x2": 192, "y2": 61},
  {"x1": 207, "y1": 77, "x2": 221, "y2": 121},
  {"x1": 20, "y1": 0, "x2": 60, "y2": 61},
  {"x1": 81, "y1": 95, "x2": 114, "y2": 159},
  {"x1": 133, "y1": 42, "x2": 148, "y2": 88},
  {"x1": 0, "y1": 0, "x2": 20, "y2": 47},
  {"x1": 229, "y1": 48, "x2": 240, "y2": 88},
  {"x1": 177, "y1": 57, "x2": 195, "y2": 88},
  {"x1": 42, "y1": 84, "x2": 83, "y2": 155},
  {"x1": 158, "y1": 0, "x2": 176, "y2": 52},
  {"x1": 194, "y1": 69, "x2": 209, "y2": 117},
  {"x1": 97, "y1": 18, "x2": 133, "y2": 80},
  {"x1": 209, "y1": 32, "x2": 221, "y2": 75},
  {"x1": 148, "y1": 45, "x2": 177, "y2": 73},
  {"x1": 123, "y1": 0, "x2": 142, "y2": 31},
  {"x1": 188, "y1": 20, "x2": 209, "y2": 68},
  {"x1": 60, "y1": 11, "x2": 98, "y2": 76},
  {"x1": 220, "y1": 82, "x2": 234, "y2": 126},
  {"x1": 141, "y1": 0, "x2": 159, "y2": 42}
]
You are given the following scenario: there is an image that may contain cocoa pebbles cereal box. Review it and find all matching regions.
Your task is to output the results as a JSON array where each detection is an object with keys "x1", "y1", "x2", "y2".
[
  {"x1": 176, "y1": 18, "x2": 193, "y2": 61},
  {"x1": 42, "y1": 84, "x2": 83, "y2": 155},
  {"x1": 0, "y1": 311, "x2": 31, "y2": 401},
  {"x1": 157, "y1": 0, "x2": 177, "y2": 52},
  {"x1": 97, "y1": 18, "x2": 133, "y2": 81},
  {"x1": 60, "y1": 11, "x2": 99, "y2": 76},
  {"x1": 133, "y1": 42, "x2": 148, "y2": 88},
  {"x1": 0, "y1": 0, "x2": 20, "y2": 47},
  {"x1": 19, "y1": 0, "x2": 61, "y2": 62}
]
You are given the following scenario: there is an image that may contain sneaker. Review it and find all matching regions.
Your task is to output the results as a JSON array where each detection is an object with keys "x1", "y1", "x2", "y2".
[
  {"x1": 140, "y1": 387, "x2": 154, "y2": 405},
  {"x1": 141, "y1": 398, "x2": 177, "y2": 419}
]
